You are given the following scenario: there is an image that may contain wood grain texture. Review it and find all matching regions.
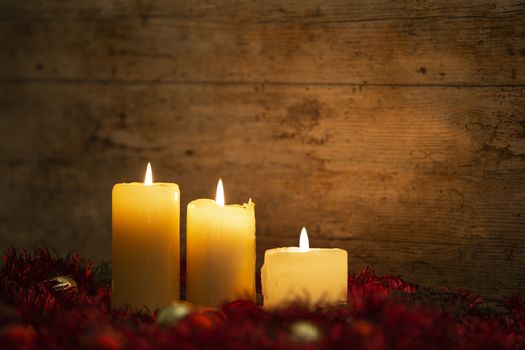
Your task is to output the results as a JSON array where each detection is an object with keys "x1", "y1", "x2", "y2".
[
  {"x1": 1, "y1": 82, "x2": 524, "y2": 295},
  {"x1": 0, "y1": 0, "x2": 524, "y2": 296},
  {"x1": 1, "y1": 1, "x2": 524, "y2": 84},
  {"x1": 1, "y1": 0, "x2": 523, "y2": 22}
]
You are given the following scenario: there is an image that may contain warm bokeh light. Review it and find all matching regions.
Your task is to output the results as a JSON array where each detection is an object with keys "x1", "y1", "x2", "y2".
[
  {"x1": 144, "y1": 162, "x2": 153, "y2": 186},
  {"x1": 216, "y1": 178, "x2": 225, "y2": 207},
  {"x1": 299, "y1": 227, "x2": 309, "y2": 252}
]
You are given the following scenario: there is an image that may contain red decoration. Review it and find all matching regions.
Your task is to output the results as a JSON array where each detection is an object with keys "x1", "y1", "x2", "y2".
[{"x1": 0, "y1": 247, "x2": 523, "y2": 349}]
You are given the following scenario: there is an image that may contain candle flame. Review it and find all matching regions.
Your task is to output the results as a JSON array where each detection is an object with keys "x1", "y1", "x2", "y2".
[
  {"x1": 144, "y1": 162, "x2": 153, "y2": 186},
  {"x1": 216, "y1": 178, "x2": 225, "y2": 207},
  {"x1": 299, "y1": 227, "x2": 309, "y2": 252}
]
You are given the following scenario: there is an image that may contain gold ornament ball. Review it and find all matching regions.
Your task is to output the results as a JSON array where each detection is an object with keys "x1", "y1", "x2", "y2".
[
  {"x1": 290, "y1": 320, "x2": 321, "y2": 342},
  {"x1": 50, "y1": 276, "x2": 77, "y2": 291},
  {"x1": 157, "y1": 301, "x2": 194, "y2": 328}
]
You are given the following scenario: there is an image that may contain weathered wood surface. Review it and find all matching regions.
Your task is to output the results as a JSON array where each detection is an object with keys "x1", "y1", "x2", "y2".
[
  {"x1": 1, "y1": 1, "x2": 525, "y2": 84},
  {"x1": 0, "y1": 0, "x2": 524, "y2": 296}
]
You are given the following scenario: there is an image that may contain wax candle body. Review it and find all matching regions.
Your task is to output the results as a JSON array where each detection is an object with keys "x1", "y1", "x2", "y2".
[
  {"x1": 186, "y1": 199, "x2": 255, "y2": 307},
  {"x1": 112, "y1": 183, "x2": 180, "y2": 310},
  {"x1": 261, "y1": 247, "x2": 347, "y2": 308}
]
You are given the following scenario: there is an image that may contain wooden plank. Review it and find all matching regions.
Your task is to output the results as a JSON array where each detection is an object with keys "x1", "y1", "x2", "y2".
[
  {"x1": 0, "y1": 82, "x2": 524, "y2": 295},
  {"x1": 1, "y1": 0, "x2": 523, "y2": 22},
  {"x1": 0, "y1": 4, "x2": 524, "y2": 84}
]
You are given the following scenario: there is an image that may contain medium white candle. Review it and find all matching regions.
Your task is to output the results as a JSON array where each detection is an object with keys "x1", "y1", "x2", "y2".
[
  {"x1": 186, "y1": 179, "x2": 255, "y2": 307},
  {"x1": 112, "y1": 163, "x2": 180, "y2": 310},
  {"x1": 261, "y1": 227, "x2": 347, "y2": 308}
]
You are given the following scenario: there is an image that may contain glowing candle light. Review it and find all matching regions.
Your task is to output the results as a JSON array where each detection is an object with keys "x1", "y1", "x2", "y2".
[
  {"x1": 216, "y1": 178, "x2": 225, "y2": 207},
  {"x1": 186, "y1": 179, "x2": 255, "y2": 307},
  {"x1": 112, "y1": 163, "x2": 180, "y2": 310},
  {"x1": 261, "y1": 227, "x2": 348, "y2": 308},
  {"x1": 144, "y1": 162, "x2": 153, "y2": 185},
  {"x1": 299, "y1": 227, "x2": 309, "y2": 253}
]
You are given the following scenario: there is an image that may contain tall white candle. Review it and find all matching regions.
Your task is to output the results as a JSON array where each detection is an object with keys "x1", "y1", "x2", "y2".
[
  {"x1": 261, "y1": 227, "x2": 347, "y2": 308},
  {"x1": 112, "y1": 163, "x2": 180, "y2": 310},
  {"x1": 186, "y1": 179, "x2": 255, "y2": 307}
]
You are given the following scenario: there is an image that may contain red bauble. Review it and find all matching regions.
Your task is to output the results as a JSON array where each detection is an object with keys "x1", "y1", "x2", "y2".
[{"x1": 0, "y1": 325, "x2": 36, "y2": 350}]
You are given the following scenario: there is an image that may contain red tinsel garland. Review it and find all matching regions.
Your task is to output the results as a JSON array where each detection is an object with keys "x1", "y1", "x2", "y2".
[{"x1": 0, "y1": 248, "x2": 523, "y2": 350}]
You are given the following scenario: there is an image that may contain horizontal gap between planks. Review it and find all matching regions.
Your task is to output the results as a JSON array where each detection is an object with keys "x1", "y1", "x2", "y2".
[
  {"x1": 2, "y1": 77, "x2": 525, "y2": 88},
  {"x1": 0, "y1": 12, "x2": 523, "y2": 24},
  {"x1": 257, "y1": 236, "x2": 525, "y2": 249}
]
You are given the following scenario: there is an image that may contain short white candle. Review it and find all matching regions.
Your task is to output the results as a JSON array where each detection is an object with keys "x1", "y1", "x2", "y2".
[{"x1": 261, "y1": 227, "x2": 348, "y2": 308}]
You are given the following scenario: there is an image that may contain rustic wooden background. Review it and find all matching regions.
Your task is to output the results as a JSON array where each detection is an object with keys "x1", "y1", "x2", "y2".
[{"x1": 0, "y1": 0, "x2": 524, "y2": 296}]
